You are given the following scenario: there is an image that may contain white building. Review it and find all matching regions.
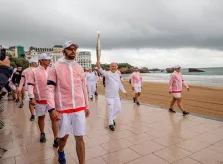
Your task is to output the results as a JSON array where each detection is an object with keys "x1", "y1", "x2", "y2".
[
  {"x1": 26, "y1": 45, "x2": 63, "y2": 66},
  {"x1": 76, "y1": 51, "x2": 91, "y2": 69}
]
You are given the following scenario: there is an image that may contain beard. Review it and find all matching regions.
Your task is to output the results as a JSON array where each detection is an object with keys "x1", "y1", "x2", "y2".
[{"x1": 65, "y1": 52, "x2": 76, "y2": 60}]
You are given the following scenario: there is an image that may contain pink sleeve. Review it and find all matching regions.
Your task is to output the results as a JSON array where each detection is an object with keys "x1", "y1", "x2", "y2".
[
  {"x1": 181, "y1": 74, "x2": 189, "y2": 88},
  {"x1": 131, "y1": 74, "x2": 134, "y2": 87},
  {"x1": 82, "y1": 72, "x2": 89, "y2": 109},
  {"x1": 46, "y1": 66, "x2": 57, "y2": 109},
  {"x1": 27, "y1": 71, "x2": 35, "y2": 99},
  {"x1": 168, "y1": 74, "x2": 174, "y2": 92}
]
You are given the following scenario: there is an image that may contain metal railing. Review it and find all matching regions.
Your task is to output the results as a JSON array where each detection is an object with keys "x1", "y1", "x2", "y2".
[{"x1": 0, "y1": 89, "x2": 8, "y2": 158}]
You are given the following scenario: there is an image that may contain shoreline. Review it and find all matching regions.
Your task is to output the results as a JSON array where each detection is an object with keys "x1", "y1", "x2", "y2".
[
  {"x1": 123, "y1": 80, "x2": 223, "y2": 89},
  {"x1": 97, "y1": 81, "x2": 223, "y2": 119}
]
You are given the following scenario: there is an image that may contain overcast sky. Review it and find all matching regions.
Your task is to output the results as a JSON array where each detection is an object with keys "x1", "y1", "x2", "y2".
[{"x1": 0, "y1": 0, "x2": 223, "y2": 68}]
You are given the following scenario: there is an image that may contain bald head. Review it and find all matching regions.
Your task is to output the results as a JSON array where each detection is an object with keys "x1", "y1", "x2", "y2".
[{"x1": 110, "y1": 62, "x2": 118, "y2": 73}]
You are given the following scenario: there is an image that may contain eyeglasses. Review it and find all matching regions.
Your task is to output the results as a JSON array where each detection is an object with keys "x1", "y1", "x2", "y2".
[{"x1": 66, "y1": 47, "x2": 77, "y2": 51}]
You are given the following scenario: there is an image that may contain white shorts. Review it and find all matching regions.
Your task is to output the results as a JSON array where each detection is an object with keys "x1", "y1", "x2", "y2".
[
  {"x1": 172, "y1": 93, "x2": 181, "y2": 99},
  {"x1": 134, "y1": 86, "x2": 141, "y2": 93},
  {"x1": 24, "y1": 91, "x2": 29, "y2": 101},
  {"x1": 58, "y1": 110, "x2": 85, "y2": 138},
  {"x1": 35, "y1": 104, "x2": 48, "y2": 117},
  {"x1": 10, "y1": 84, "x2": 16, "y2": 91}
]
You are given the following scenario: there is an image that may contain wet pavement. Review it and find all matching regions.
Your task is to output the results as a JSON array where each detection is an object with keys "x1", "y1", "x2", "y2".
[{"x1": 0, "y1": 95, "x2": 223, "y2": 164}]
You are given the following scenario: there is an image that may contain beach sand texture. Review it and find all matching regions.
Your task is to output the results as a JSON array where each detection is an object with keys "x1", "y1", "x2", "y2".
[{"x1": 97, "y1": 81, "x2": 223, "y2": 119}]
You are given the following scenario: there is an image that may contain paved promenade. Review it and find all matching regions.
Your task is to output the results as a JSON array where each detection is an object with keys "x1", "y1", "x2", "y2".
[{"x1": 0, "y1": 95, "x2": 223, "y2": 164}]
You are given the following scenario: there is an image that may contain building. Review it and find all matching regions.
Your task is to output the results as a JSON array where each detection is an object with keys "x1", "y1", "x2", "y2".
[
  {"x1": 76, "y1": 51, "x2": 91, "y2": 69},
  {"x1": 51, "y1": 45, "x2": 63, "y2": 65},
  {"x1": 25, "y1": 46, "x2": 54, "y2": 60},
  {"x1": 25, "y1": 45, "x2": 63, "y2": 66},
  {"x1": 17, "y1": 45, "x2": 24, "y2": 58},
  {"x1": 8, "y1": 46, "x2": 18, "y2": 58}
]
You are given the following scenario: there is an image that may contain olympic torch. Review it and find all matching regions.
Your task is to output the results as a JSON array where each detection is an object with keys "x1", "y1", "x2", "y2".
[{"x1": 96, "y1": 31, "x2": 101, "y2": 62}]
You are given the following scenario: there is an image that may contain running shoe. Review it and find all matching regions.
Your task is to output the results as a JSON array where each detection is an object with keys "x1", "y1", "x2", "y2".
[
  {"x1": 40, "y1": 133, "x2": 46, "y2": 143},
  {"x1": 169, "y1": 108, "x2": 176, "y2": 113},
  {"x1": 30, "y1": 115, "x2": 35, "y2": 121},
  {"x1": 58, "y1": 151, "x2": 66, "y2": 164},
  {"x1": 109, "y1": 125, "x2": 115, "y2": 131},
  {"x1": 183, "y1": 111, "x2": 190, "y2": 116},
  {"x1": 19, "y1": 102, "x2": 23, "y2": 108}
]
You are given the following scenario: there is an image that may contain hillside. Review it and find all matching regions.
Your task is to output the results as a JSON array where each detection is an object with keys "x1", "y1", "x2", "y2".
[{"x1": 92, "y1": 63, "x2": 150, "y2": 74}]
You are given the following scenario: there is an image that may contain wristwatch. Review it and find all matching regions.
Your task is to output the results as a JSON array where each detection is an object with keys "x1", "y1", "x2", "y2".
[{"x1": 48, "y1": 108, "x2": 55, "y2": 113}]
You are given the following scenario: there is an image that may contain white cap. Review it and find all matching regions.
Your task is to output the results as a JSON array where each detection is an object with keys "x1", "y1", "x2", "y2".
[
  {"x1": 95, "y1": 67, "x2": 98, "y2": 69},
  {"x1": 29, "y1": 58, "x2": 38, "y2": 64},
  {"x1": 174, "y1": 65, "x2": 181, "y2": 69},
  {"x1": 39, "y1": 53, "x2": 51, "y2": 60},
  {"x1": 63, "y1": 41, "x2": 79, "y2": 49}
]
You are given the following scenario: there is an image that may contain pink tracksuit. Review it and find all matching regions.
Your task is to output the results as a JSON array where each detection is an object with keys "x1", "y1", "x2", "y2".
[
  {"x1": 131, "y1": 72, "x2": 142, "y2": 87},
  {"x1": 47, "y1": 57, "x2": 88, "y2": 113},
  {"x1": 168, "y1": 71, "x2": 189, "y2": 93},
  {"x1": 18, "y1": 67, "x2": 34, "y2": 91},
  {"x1": 27, "y1": 66, "x2": 50, "y2": 104}
]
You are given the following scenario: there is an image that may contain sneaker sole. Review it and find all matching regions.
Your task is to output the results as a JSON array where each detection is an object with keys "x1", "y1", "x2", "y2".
[{"x1": 40, "y1": 139, "x2": 46, "y2": 143}]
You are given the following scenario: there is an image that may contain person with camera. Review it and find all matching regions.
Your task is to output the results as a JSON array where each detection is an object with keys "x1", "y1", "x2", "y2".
[
  {"x1": 12, "y1": 65, "x2": 23, "y2": 108},
  {"x1": 0, "y1": 49, "x2": 13, "y2": 99}
]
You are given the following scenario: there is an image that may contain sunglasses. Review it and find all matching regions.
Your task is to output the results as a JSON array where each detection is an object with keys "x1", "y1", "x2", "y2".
[{"x1": 66, "y1": 47, "x2": 77, "y2": 51}]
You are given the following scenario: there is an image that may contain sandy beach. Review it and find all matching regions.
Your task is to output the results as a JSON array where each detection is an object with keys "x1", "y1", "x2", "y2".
[{"x1": 97, "y1": 81, "x2": 223, "y2": 119}]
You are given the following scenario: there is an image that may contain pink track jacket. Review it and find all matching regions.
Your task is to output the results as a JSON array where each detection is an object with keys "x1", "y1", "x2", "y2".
[
  {"x1": 27, "y1": 65, "x2": 50, "y2": 104},
  {"x1": 131, "y1": 72, "x2": 142, "y2": 87},
  {"x1": 168, "y1": 71, "x2": 189, "y2": 93},
  {"x1": 18, "y1": 67, "x2": 35, "y2": 91},
  {"x1": 46, "y1": 57, "x2": 89, "y2": 113}
]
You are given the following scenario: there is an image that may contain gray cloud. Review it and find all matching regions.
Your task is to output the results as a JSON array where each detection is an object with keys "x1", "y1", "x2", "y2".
[{"x1": 0, "y1": 0, "x2": 223, "y2": 50}]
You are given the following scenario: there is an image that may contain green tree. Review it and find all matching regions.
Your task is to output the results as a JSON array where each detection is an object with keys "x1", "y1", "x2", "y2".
[{"x1": 7, "y1": 54, "x2": 29, "y2": 69}]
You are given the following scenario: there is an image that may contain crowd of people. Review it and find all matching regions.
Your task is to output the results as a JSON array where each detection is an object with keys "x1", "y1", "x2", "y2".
[{"x1": 0, "y1": 41, "x2": 190, "y2": 164}]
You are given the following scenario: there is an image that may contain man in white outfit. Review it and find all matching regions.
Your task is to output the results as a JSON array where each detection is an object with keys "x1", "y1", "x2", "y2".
[
  {"x1": 93, "y1": 67, "x2": 99, "y2": 96},
  {"x1": 96, "y1": 62, "x2": 127, "y2": 131},
  {"x1": 85, "y1": 68, "x2": 97, "y2": 100}
]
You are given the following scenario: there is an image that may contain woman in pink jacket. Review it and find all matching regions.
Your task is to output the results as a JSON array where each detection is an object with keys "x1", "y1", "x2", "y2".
[
  {"x1": 46, "y1": 41, "x2": 90, "y2": 164},
  {"x1": 168, "y1": 65, "x2": 190, "y2": 116},
  {"x1": 131, "y1": 67, "x2": 142, "y2": 105},
  {"x1": 18, "y1": 58, "x2": 38, "y2": 121},
  {"x1": 28, "y1": 53, "x2": 59, "y2": 146}
]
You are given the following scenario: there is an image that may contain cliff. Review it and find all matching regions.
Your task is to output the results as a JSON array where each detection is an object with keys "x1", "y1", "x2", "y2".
[{"x1": 188, "y1": 68, "x2": 205, "y2": 72}]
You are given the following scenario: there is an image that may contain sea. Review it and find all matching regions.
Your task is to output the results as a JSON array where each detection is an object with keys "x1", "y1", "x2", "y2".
[{"x1": 122, "y1": 67, "x2": 223, "y2": 88}]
